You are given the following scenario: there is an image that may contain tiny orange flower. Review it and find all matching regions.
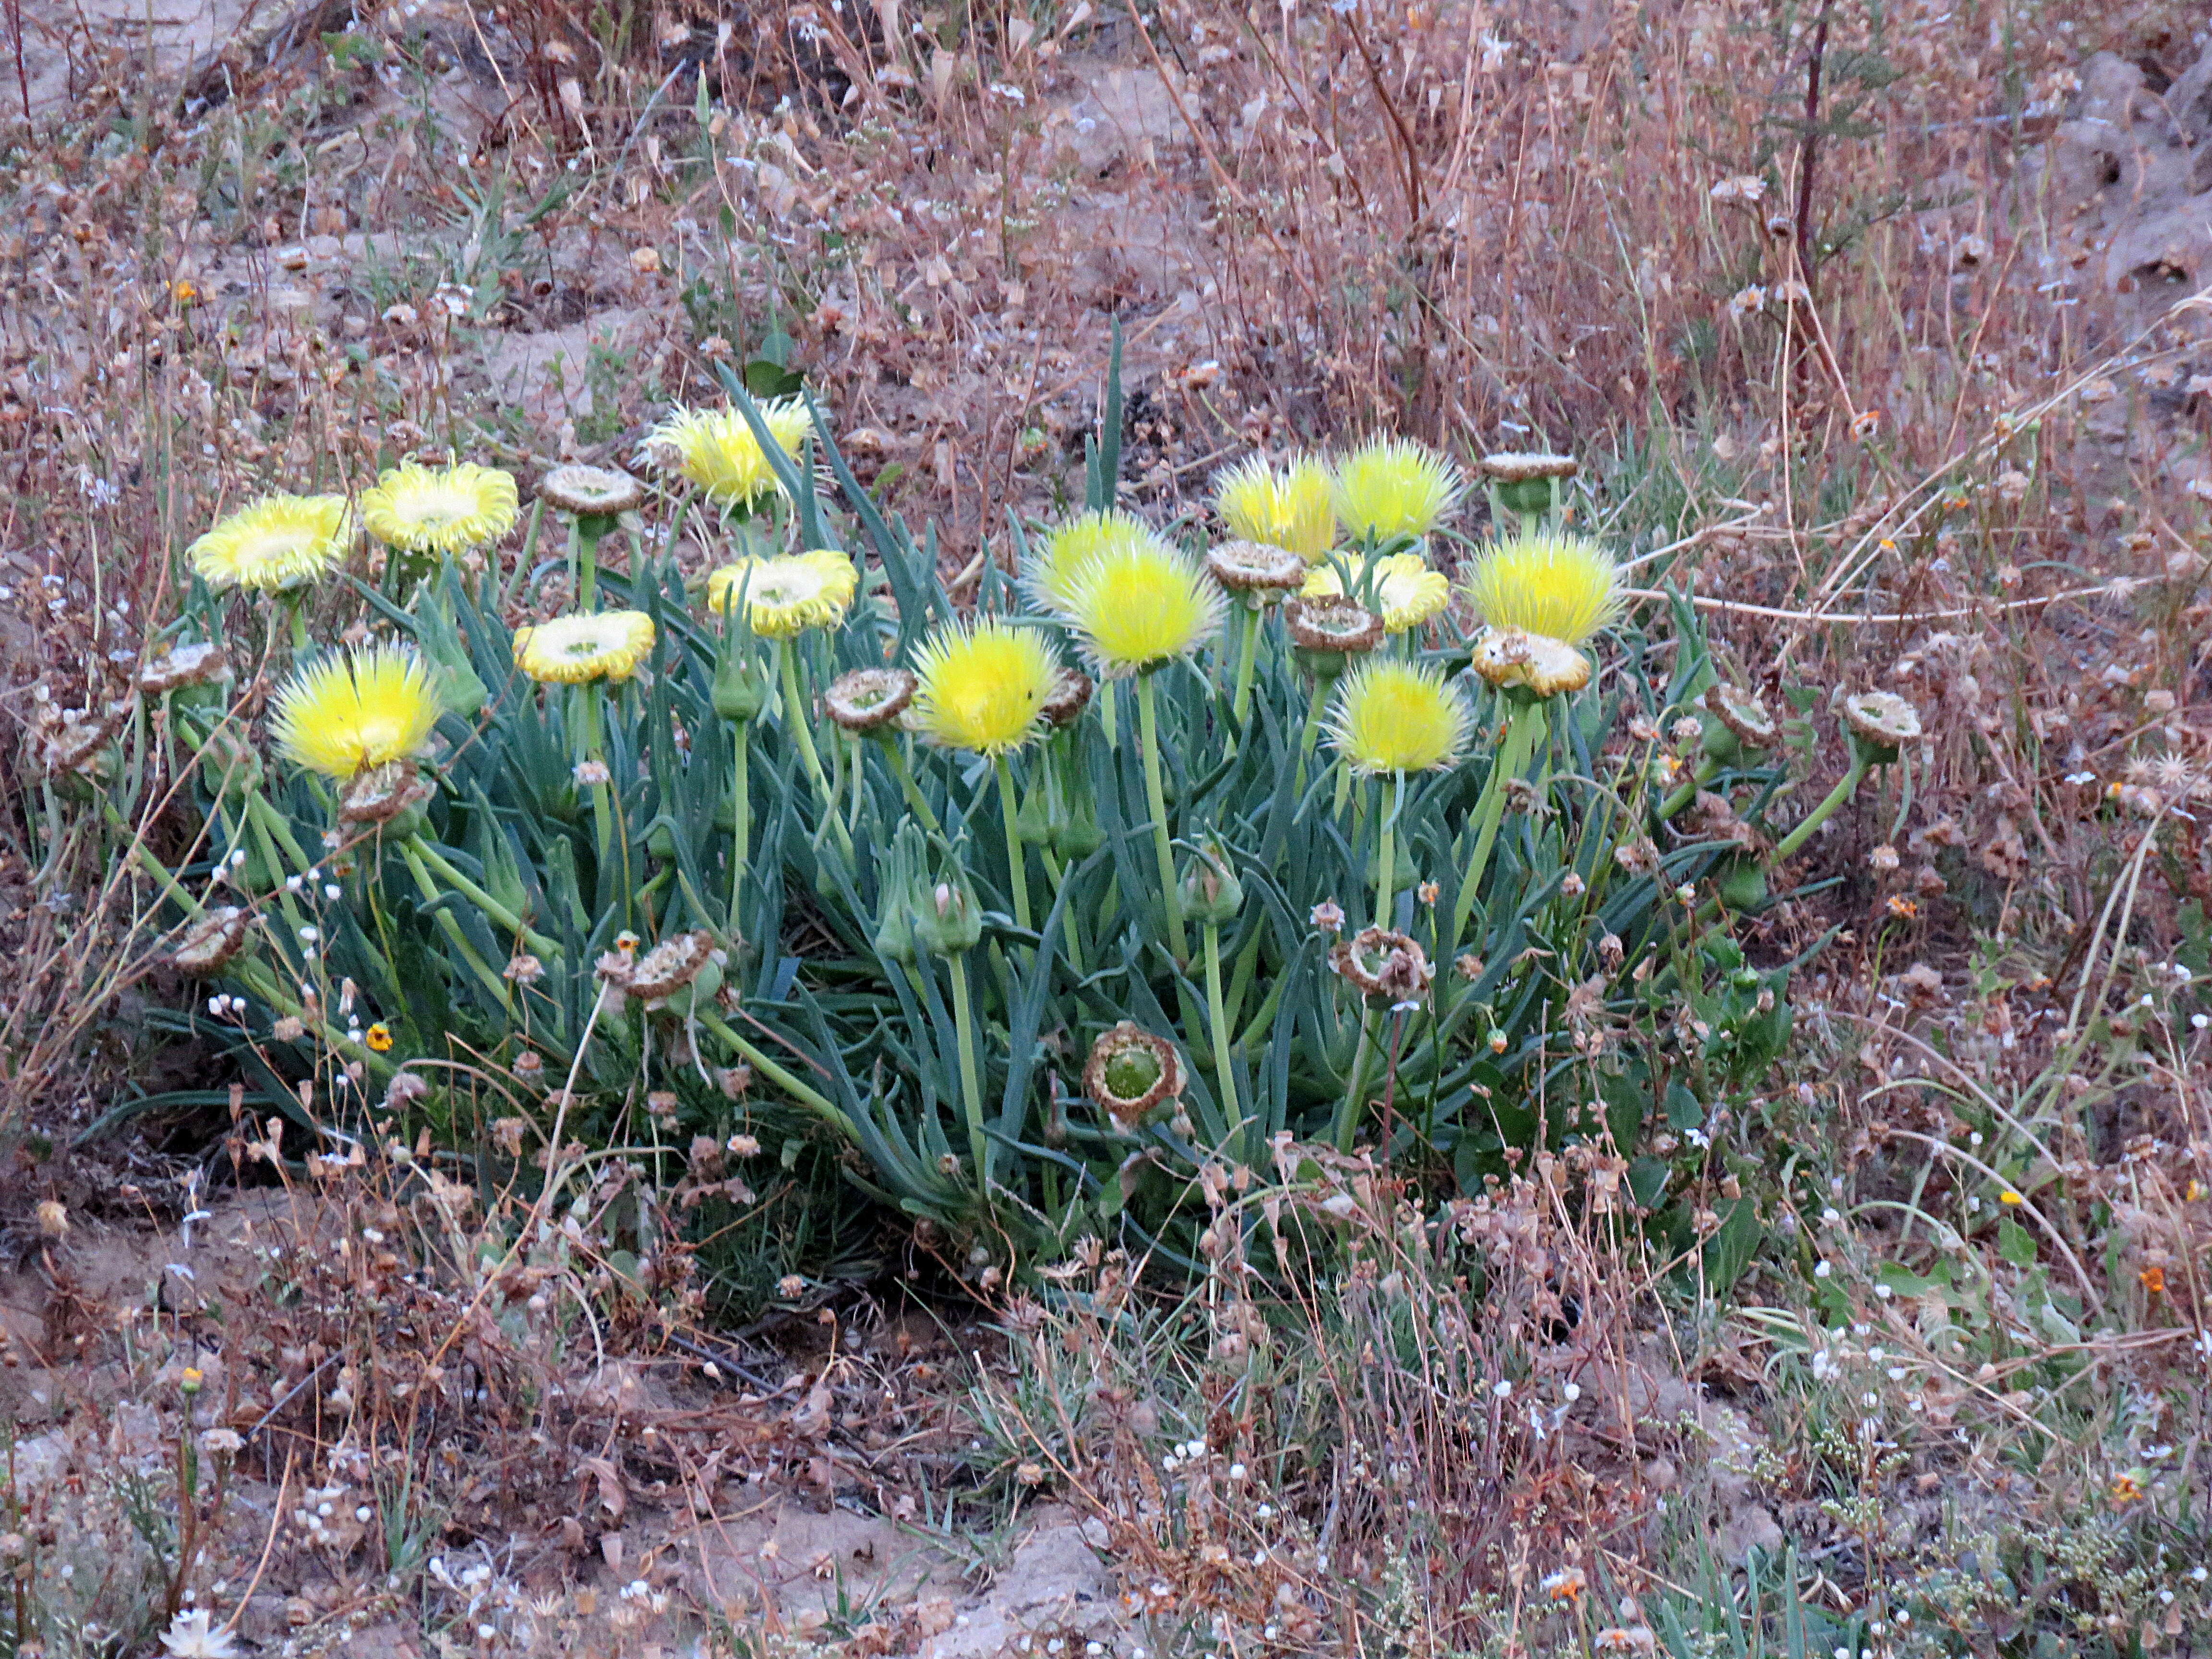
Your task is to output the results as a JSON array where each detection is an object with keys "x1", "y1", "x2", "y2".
[
  {"x1": 1886, "y1": 895, "x2": 1918, "y2": 920},
  {"x1": 2110, "y1": 1474, "x2": 2143, "y2": 1507},
  {"x1": 1998, "y1": 1190, "x2": 2023, "y2": 1207},
  {"x1": 365, "y1": 1022, "x2": 394, "y2": 1053},
  {"x1": 2139, "y1": 1265, "x2": 2165, "y2": 1296}
]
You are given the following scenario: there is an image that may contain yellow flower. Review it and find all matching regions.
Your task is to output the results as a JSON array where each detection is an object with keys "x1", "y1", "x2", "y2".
[
  {"x1": 1463, "y1": 533, "x2": 1623, "y2": 646},
  {"x1": 512, "y1": 611, "x2": 657, "y2": 684},
  {"x1": 271, "y1": 646, "x2": 442, "y2": 779},
  {"x1": 188, "y1": 495, "x2": 353, "y2": 591},
  {"x1": 645, "y1": 399, "x2": 814, "y2": 506},
  {"x1": 909, "y1": 618, "x2": 1058, "y2": 755},
  {"x1": 360, "y1": 463, "x2": 519, "y2": 555},
  {"x1": 1025, "y1": 509, "x2": 1158, "y2": 615},
  {"x1": 708, "y1": 549, "x2": 858, "y2": 639},
  {"x1": 1332, "y1": 437, "x2": 1462, "y2": 541},
  {"x1": 1213, "y1": 455, "x2": 1335, "y2": 561},
  {"x1": 1325, "y1": 659, "x2": 1472, "y2": 776},
  {"x1": 1050, "y1": 539, "x2": 1224, "y2": 678},
  {"x1": 1300, "y1": 553, "x2": 1451, "y2": 633},
  {"x1": 365, "y1": 1022, "x2": 394, "y2": 1052}
]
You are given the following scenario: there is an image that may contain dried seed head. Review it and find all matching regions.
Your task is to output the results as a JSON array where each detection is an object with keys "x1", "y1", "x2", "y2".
[
  {"x1": 1479, "y1": 452, "x2": 1578, "y2": 483},
  {"x1": 538, "y1": 464, "x2": 644, "y2": 518},
  {"x1": 1329, "y1": 926, "x2": 1434, "y2": 1005},
  {"x1": 1039, "y1": 667, "x2": 1095, "y2": 727},
  {"x1": 823, "y1": 667, "x2": 917, "y2": 733},
  {"x1": 1284, "y1": 595, "x2": 1385, "y2": 662},
  {"x1": 138, "y1": 640, "x2": 230, "y2": 696},
  {"x1": 337, "y1": 762, "x2": 433, "y2": 825},
  {"x1": 1203, "y1": 539, "x2": 1308, "y2": 594},
  {"x1": 1083, "y1": 1022, "x2": 1184, "y2": 1131},
  {"x1": 626, "y1": 931, "x2": 719, "y2": 1001},
  {"x1": 1702, "y1": 684, "x2": 1777, "y2": 748},
  {"x1": 172, "y1": 907, "x2": 248, "y2": 974}
]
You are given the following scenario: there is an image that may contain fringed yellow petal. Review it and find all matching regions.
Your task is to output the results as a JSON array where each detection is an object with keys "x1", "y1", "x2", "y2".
[
  {"x1": 188, "y1": 495, "x2": 353, "y2": 591},
  {"x1": 909, "y1": 618, "x2": 1058, "y2": 755},
  {"x1": 1462, "y1": 533, "x2": 1622, "y2": 648},
  {"x1": 1332, "y1": 438, "x2": 1463, "y2": 541},
  {"x1": 1052, "y1": 540, "x2": 1224, "y2": 678},
  {"x1": 512, "y1": 611, "x2": 657, "y2": 684},
  {"x1": 1325, "y1": 659, "x2": 1473, "y2": 776},
  {"x1": 645, "y1": 399, "x2": 814, "y2": 506},
  {"x1": 360, "y1": 464, "x2": 519, "y2": 554},
  {"x1": 707, "y1": 549, "x2": 858, "y2": 639},
  {"x1": 1214, "y1": 455, "x2": 1336, "y2": 561},
  {"x1": 1024, "y1": 510, "x2": 1158, "y2": 615},
  {"x1": 272, "y1": 646, "x2": 441, "y2": 779},
  {"x1": 1299, "y1": 553, "x2": 1451, "y2": 633}
]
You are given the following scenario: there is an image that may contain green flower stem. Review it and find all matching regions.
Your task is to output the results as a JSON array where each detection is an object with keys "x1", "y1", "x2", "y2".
[
  {"x1": 1228, "y1": 602, "x2": 1262, "y2": 742},
  {"x1": 285, "y1": 595, "x2": 310, "y2": 657},
  {"x1": 1295, "y1": 670, "x2": 1335, "y2": 797},
  {"x1": 1377, "y1": 771, "x2": 1401, "y2": 927},
  {"x1": 875, "y1": 732, "x2": 942, "y2": 834},
  {"x1": 1203, "y1": 921, "x2": 1238, "y2": 1123},
  {"x1": 1657, "y1": 755, "x2": 1722, "y2": 821},
  {"x1": 242, "y1": 790, "x2": 313, "y2": 877},
  {"x1": 946, "y1": 953, "x2": 990, "y2": 1186},
  {"x1": 1134, "y1": 670, "x2": 1188, "y2": 963},
  {"x1": 696, "y1": 1009, "x2": 857, "y2": 1140},
  {"x1": 402, "y1": 844, "x2": 515, "y2": 1011},
  {"x1": 502, "y1": 499, "x2": 546, "y2": 612},
  {"x1": 573, "y1": 517, "x2": 609, "y2": 611},
  {"x1": 1770, "y1": 758, "x2": 1869, "y2": 864},
  {"x1": 404, "y1": 836, "x2": 560, "y2": 959},
  {"x1": 1099, "y1": 679, "x2": 1118, "y2": 749},
  {"x1": 728, "y1": 719, "x2": 752, "y2": 934},
  {"x1": 778, "y1": 637, "x2": 837, "y2": 817},
  {"x1": 1449, "y1": 698, "x2": 1544, "y2": 956},
  {"x1": 579, "y1": 687, "x2": 617, "y2": 877},
  {"x1": 995, "y1": 754, "x2": 1033, "y2": 935}
]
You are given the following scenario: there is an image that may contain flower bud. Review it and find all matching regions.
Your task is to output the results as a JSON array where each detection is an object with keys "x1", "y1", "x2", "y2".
[
  {"x1": 712, "y1": 646, "x2": 768, "y2": 723},
  {"x1": 915, "y1": 871, "x2": 983, "y2": 956},
  {"x1": 1178, "y1": 838, "x2": 1244, "y2": 926}
]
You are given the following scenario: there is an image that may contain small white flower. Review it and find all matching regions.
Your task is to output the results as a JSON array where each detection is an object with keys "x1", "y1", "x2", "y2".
[
  {"x1": 160, "y1": 1609, "x2": 238, "y2": 1657},
  {"x1": 1491, "y1": 1379, "x2": 1513, "y2": 1398},
  {"x1": 324, "y1": 883, "x2": 343, "y2": 901},
  {"x1": 1814, "y1": 1260, "x2": 1832, "y2": 1278},
  {"x1": 298, "y1": 925, "x2": 319, "y2": 943}
]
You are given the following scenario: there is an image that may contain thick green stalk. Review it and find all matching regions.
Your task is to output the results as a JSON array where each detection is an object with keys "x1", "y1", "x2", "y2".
[
  {"x1": 579, "y1": 687, "x2": 617, "y2": 876},
  {"x1": 1770, "y1": 759, "x2": 1869, "y2": 863},
  {"x1": 574, "y1": 518, "x2": 606, "y2": 610},
  {"x1": 947, "y1": 955, "x2": 990, "y2": 1187},
  {"x1": 406, "y1": 835, "x2": 560, "y2": 958},
  {"x1": 1134, "y1": 671, "x2": 1187, "y2": 962},
  {"x1": 696, "y1": 1009, "x2": 856, "y2": 1139},
  {"x1": 402, "y1": 844, "x2": 515, "y2": 1010},
  {"x1": 1228, "y1": 602, "x2": 1261, "y2": 740},
  {"x1": 727, "y1": 720, "x2": 752, "y2": 935},
  {"x1": 1449, "y1": 699, "x2": 1543, "y2": 954},
  {"x1": 995, "y1": 754, "x2": 1033, "y2": 934},
  {"x1": 778, "y1": 637, "x2": 833, "y2": 809},
  {"x1": 1203, "y1": 922, "x2": 1238, "y2": 1124},
  {"x1": 1658, "y1": 754, "x2": 1722, "y2": 821},
  {"x1": 1377, "y1": 771, "x2": 1401, "y2": 927},
  {"x1": 877, "y1": 733, "x2": 942, "y2": 834},
  {"x1": 1099, "y1": 678, "x2": 1118, "y2": 748}
]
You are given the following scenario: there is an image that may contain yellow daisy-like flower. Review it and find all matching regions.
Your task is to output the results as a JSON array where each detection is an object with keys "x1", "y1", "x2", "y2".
[
  {"x1": 1050, "y1": 540, "x2": 1225, "y2": 678},
  {"x1": 188, "y1": 495, "x2": 353, "y2": 592},
  {"x1": 271, "y1": 646, "x2": 441, "y2": 779},
  {"x1": 645, "y1": 399, "x2": 814, "y2": 507},
  {"x1": 1326, "y1": 659, "x2": 1473, "y2": 777},
  {"x1": 1024, "y1": 509, "x2": 1159, "y2": 615},
  {"x1": 1213, "y1": 454, "x2": 1336, "y2": 562},
  {"x1": 1463, "y1": 532, "x2": 1623, "y2": 646},
  {"x1": 511, "y1": 611, "x2": 657, "y2": 684},
  {"x1": 1300, "y1": 553, "x2": 1451, "y2": 633},
  {"x1": 909, "y1": 618, "x2": 1058, "y2": 756},
  {"x1": 359, "y1": 463, "x2": 519, "y2": 555},
  {"x1": 1332, "y1": 437, "x2": 1463, "y2": 541},
  {"x1": 706, "y1": 549, "x2": 858, "y2": 639}
]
